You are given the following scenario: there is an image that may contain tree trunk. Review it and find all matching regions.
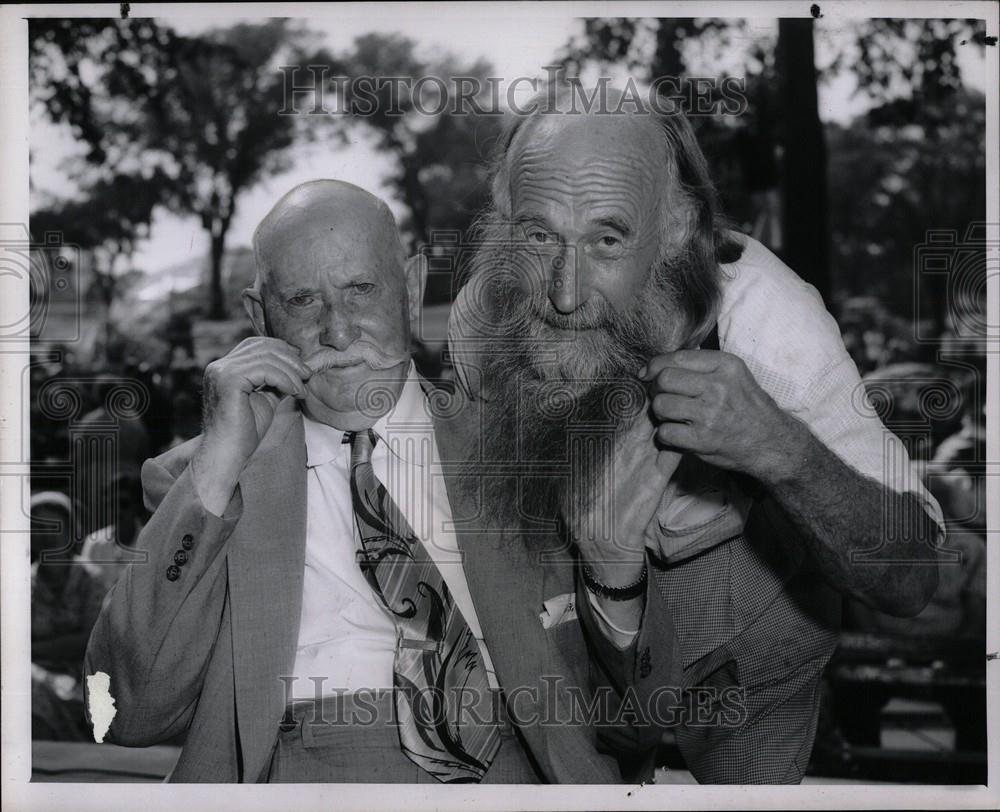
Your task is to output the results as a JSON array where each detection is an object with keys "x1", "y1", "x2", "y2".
[
  {"x1": 776, "y1": 19, "x2": 830, "y2": 302},
  {"x1": 99, "y1": 248, "x2": 119, "y2": 363},
  {"x1": 400, "y1": 157, "x2": 430, "y2": 247},
  {"x1": 102, "y1": 272, "x2": 116, "y2": 364},
  {"x1": 208, "y1": 226, "x2": 228, "y2": 320},
  {"x1": 651, "y1": 20, "x2": 685, "y2": 79}
]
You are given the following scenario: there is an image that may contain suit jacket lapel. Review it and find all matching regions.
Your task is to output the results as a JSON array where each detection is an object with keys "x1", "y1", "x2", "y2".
[
  {"x1": 226, "y1": 399, "x2": 307, "y2": 782},
  {"x1": 429, "y1": 391, "x2": 549, "y2": 769}
]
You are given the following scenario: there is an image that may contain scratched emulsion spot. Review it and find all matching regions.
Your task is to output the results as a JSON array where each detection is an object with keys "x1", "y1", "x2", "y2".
[
  {"x1": 810, "y1": 4, "x2": 823, "y2": 18},
  {"x1": 87, "y1": 672, "x2": 117, "y2": 743}
]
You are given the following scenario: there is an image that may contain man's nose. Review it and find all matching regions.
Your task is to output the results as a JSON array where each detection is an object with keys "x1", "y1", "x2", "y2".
[
  {"x1": 320, "y1": 309, "x2": 361, "y2": 350},
  {"x1": 547, "y1": 250, "x2": 588, "y2": 314}
]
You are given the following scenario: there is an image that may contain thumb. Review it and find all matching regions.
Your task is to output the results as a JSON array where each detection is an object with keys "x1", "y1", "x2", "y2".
[
  {"x1": 248, "y1": 390, "x2": 281, "y2": 434},
  {"x1": 249, "y1": 389, "x2": 282, "y2": 411}
]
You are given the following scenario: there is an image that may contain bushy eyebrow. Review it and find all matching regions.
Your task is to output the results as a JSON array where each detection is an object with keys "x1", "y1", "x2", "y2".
[
  {"x1": 278, "y1": 272, "x2": 377, "y2": 299},
  {"x1": 513, "y1": 212, "x2": 552, "y2": 228},
  {"x1": 594, "y1": 215, "x2": 632, "y2": 237},
  {"x1": 513, "y1": 211, "x2": 633, "y2": 237},
  {"x1": 338, "y1": 273, "x2": 377, "y2": 288},
  {"x1": 280, "y1": 287, "x2": 318, "y2": 298}
]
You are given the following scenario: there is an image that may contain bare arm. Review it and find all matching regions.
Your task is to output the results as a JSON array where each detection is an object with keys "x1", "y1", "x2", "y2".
[{"x1": 753, "y1": 410, "x2": 939, "y2": 616}]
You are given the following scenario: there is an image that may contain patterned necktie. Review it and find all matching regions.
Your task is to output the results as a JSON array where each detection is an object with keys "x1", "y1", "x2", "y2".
[{"x1": 347, "y1": 429, "x2": 501, "y2": 783}]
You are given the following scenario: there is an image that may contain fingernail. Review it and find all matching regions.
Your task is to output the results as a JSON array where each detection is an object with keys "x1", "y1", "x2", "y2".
[{"x1": 638, "y1": 365, "x2": 647, "y2": 378}]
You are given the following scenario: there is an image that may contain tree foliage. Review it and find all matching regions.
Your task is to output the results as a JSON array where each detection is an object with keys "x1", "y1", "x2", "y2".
[
  {"x1": 31, "y1": 171, "x2": 167, "y2": 359},
  {"x1": 328, "y1": 33, "x2": 504, "y2": 303},
  {"x1": 30, "y1": 18, "x2": 312, "y2": 318},
  {"x1": 828, "y1": 88, "x2": 986, "y2": 322},
  {"x1": 31, "y1": 172, "x2": 166, "y2": 300},
  {"x1": 556, "y1": 16, "x2": 987, "y2": 320}
]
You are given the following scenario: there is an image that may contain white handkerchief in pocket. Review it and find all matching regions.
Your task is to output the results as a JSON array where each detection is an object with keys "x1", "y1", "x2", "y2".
[{"x1": 539, "y1": 592, "x2": 578, "y2": 630}]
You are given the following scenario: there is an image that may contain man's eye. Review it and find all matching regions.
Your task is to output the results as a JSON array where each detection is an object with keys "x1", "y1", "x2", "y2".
[
  {"x1": 528, "y1": 231, "x2": 554, "y2": 245},
  {"x1": 287, "y1": 295, "x2": 314, "y2": 307},
  {"x1": 599, "y1": 235, "x2": 621, "y2": 248},
  {"x1": 353, "y1": 283, "x2": 376, "y2": 294}
]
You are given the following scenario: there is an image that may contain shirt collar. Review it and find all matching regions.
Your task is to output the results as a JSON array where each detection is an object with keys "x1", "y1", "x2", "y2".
[{"x1": 302, "y1": 361, "x2": 431, "y2": 468}]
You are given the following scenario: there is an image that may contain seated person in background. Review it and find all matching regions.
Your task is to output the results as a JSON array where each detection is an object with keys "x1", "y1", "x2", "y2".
[
  {"x1": 78, "y1": 375, "x2": 150, "y2": 536},
  {"x1": 838, "y1": 464, "x2": 986, "y2": 752},
  {"x1": 166, "y1": 388, "x2": 203, "y2": 449},
  {"x1": 932, "y1": 396, "x2": 986, "y2": 533},
  {"x1": 31, "y1": 491, "x2": 105, "y2": 741},
  {"x1": 839, "y1": 389, "x2": 985, "y2": 752},
  {"x1": 80, "y1": 472, "x2": 147, "y2": 594},
  {"x1": 932, "y1": 393, "x2": 987, "y2": 641},
  {"x1": 924, "y1": 473, "x2": 987, "y2": 639},
  {"x1": 927, "y1": 455, "x2": 988, "y2": 753},
  {"x1": 847, "y1": 387, "x2": 986, "y2": 641}
]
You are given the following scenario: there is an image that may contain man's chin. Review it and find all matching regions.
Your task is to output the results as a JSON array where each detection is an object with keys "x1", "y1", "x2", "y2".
[{"x1": 299, "y1": 387, "x2": 377, "y2": 431}]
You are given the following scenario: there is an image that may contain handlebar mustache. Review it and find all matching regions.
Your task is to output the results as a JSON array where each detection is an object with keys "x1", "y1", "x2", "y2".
[{"x1": 302, "y1": 344, "x2": 407, "y2": 375}]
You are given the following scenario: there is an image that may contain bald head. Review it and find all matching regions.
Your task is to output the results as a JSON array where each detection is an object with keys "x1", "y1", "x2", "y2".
[
  {"x1": 508, "y1": 104, "x2": 667, "y2": 177},
  {"x1": 252, "y1": 180, "x2": 405, "y2": 291},
  {"x1": 495, "y1": 90, "x2": 680, "y2": 209},
  {"x1": 243, "y1": 179, "x2": 424, "y2": 431}
]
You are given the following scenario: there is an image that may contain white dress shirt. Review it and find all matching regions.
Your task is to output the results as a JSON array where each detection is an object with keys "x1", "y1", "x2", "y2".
[{"x1": 288, "y1": 363, "x2": 497, "y2": 700}]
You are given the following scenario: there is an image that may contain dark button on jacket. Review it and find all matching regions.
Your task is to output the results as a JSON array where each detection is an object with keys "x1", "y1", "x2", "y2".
[{"x1": 639, "y1": 646, "x2": 652, "y2": 678}]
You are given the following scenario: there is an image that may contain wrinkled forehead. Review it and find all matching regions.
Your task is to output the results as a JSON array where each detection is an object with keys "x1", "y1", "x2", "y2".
[
  {"x1": 505, "y1": 114, "x2": 671, "y2": 223},
  {"x1": 257, "y1": 202, "x2": 403, "y2": 291}
]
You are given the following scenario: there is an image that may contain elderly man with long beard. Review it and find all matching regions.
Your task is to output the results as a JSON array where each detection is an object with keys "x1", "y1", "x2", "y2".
[{"x1": 448, "y1": 89, "x2": 944, "y2": 783}]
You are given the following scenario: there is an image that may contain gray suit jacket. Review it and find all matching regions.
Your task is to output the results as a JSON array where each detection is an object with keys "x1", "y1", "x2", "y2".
[{"x1": 84, "y1": 388, "x2": 685, "y2": 783}]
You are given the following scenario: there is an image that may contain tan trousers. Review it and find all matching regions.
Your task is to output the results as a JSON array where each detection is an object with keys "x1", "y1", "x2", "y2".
[{"x1": 266, "y1": 689, "x2": 542, "y2": 783}]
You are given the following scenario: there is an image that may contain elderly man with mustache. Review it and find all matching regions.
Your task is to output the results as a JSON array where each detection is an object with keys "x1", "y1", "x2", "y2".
[
  {"x1": 448, "y1": 89, "x2": 945, "y2": 783},
  {"x1": 85, "y1": 179, "x2": 680, "y2": 784}
]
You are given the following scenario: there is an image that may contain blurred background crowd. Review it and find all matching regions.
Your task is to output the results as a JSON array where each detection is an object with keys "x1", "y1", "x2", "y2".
[{"x1": 25, "y1": 13, "x2": 989, "y2": 782}]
